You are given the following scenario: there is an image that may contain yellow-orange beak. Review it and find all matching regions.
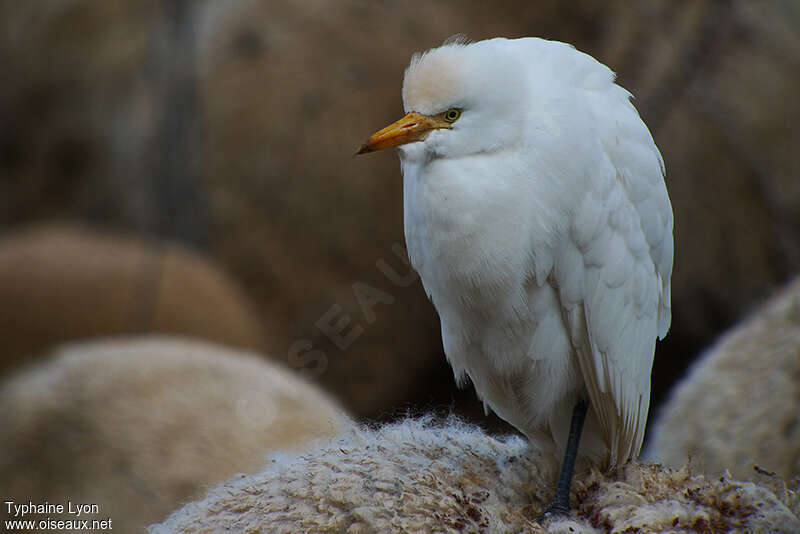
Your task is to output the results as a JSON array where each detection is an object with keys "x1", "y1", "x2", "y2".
[{"x1": 356, "y1": 111, "x2": 451, "y2": 155}]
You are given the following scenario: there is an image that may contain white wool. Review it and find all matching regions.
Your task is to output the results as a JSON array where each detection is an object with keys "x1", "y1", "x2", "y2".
[
  {"x1": 647, "y1": 276, "x2": 800, "y2": 480},
  {"x1": 0, "y1": 336, "x2": 351, "y2": 534},
  {"x1": 149, "y1": 418, "x2": 799, "y2": 533}
]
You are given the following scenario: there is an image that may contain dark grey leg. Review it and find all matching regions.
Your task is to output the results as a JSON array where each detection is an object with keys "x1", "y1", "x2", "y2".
[{"x1": 543, "y1": 399, "x2": 588, "y2": 517}]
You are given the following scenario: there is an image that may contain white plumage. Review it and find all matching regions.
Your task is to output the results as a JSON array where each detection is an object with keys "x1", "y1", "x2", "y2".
[{"x1": 360, "y1": 37, "x2": 673, "y2": 470}]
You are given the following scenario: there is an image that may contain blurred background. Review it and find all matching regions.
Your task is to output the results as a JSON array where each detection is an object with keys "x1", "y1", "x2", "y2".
[{"x1": 0, "y1": 0, "x2": 799, "y2": 529}]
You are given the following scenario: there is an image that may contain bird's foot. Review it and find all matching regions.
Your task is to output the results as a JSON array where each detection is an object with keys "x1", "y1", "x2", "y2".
[{"x1": 536, "y1": 500, "x2": 570, "y2": 522}]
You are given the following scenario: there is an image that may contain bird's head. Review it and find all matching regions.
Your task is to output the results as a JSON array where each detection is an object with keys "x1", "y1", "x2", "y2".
[{"x1": 357, "y1": 37, "x2": 529, "y2": 160}]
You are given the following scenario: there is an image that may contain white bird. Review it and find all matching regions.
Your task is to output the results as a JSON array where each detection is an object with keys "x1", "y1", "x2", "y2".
[{"x1": 357, "y1": 36, "x2": 673, "y2": 516}]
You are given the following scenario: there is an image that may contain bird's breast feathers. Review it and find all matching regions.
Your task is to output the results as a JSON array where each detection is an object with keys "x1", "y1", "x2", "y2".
[{"x1": 402, "y1": 151, "x2": 558, "y2": 311}]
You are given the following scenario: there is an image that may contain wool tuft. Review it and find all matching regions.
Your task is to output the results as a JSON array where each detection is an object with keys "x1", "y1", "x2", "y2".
[
  {"x1": 150, "y1": 417, "x2": 799, "y2": 533},
  {"x1": 0, "y1": 336, "x2": 350, "y2": 534},
  {"x1": 647, "y1": 276, "x2": 800, "y2": 481}
]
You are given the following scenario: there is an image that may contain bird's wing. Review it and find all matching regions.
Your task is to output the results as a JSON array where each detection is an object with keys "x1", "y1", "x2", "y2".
[{"x1": 553, "y1": 90, "x2": 673, "y2": 467}]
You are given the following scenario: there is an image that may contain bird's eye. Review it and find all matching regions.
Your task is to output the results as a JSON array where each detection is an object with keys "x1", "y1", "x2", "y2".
[{"x1": 443, "y1": 108, "x2": 461, "y2": 123}]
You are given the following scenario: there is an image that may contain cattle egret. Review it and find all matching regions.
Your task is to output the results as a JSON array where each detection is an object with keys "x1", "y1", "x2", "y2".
[{"x1": 357, "y1": 36, "x2": 673, "y2": 516}]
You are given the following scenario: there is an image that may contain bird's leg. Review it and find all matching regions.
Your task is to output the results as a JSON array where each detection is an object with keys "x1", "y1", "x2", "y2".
[{"x1": 542, "y1": 399, "x2": 588, "y2": 517}]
